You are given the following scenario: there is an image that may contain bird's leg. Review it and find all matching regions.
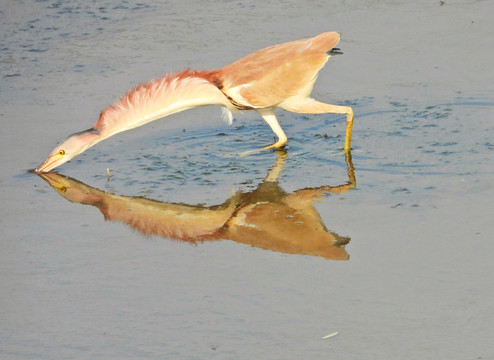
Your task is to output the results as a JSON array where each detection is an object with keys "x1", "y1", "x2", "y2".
[
  {"x1": 238, "y1": 109, "x2": 287, "y2": 157},
  {"x1": 264, "y1": 150, "x2": 287, "y2": 182},
  {"x1": 344, "y1": 107, "x2": 354, "y2": 153},
  {"x1": 257, "y1": 108, "x2": 287, "y2": 150},
  {"x1": 280, "y1": 98, "x2": 354, "y2": 152}
]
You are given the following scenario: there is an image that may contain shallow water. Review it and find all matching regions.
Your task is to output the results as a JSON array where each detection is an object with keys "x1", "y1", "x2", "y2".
[{"x1": 1, "y1": 1, "x2": 494, "y2": 359}]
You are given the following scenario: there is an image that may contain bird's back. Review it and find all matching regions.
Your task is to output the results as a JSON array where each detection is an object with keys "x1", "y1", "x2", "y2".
[{"x1": 214, "y1": 32, "x2": 341, "y2": 108}]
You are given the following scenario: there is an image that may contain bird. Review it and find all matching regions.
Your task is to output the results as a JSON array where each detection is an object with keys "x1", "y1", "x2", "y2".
[{"x1": 35, "y1": 32, "x2": 354, "y2": 173}]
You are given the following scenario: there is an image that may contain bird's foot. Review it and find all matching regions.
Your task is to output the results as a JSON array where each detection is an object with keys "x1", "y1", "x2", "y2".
[
  {"x1": 239, "y1": 148, "x2": 263, "y2": 157},
  {"x1": 239, "y1": 141, "x2": 286, "y2": 157},
  {"x1": 262, "y1": 140, "x2": 286, "y2": 151}
]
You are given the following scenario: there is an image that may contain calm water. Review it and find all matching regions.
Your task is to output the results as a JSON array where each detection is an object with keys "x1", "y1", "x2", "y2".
[{"x1": 1, "y1": 1, "x2": 493, "y2": 359}]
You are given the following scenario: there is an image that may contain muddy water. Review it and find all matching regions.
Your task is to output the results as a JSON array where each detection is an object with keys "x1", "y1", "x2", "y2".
[{"x1": 1, "y1": 1, "x2": 493, "y2": 359}]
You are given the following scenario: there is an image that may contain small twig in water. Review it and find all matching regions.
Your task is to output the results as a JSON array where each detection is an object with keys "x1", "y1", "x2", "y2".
[{"x1": 322, "y1": 331, "x2": 339, "y2": 339}]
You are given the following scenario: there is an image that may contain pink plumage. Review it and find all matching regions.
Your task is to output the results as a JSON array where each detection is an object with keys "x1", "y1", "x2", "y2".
[{"x1": 36, "y1": 32, "x2": 354, "y2": 173}]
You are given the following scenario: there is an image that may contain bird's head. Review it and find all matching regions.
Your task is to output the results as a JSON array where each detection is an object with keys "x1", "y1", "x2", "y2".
[{"x1": 35, "y1": 128, "x2": 101, "y2": 173}]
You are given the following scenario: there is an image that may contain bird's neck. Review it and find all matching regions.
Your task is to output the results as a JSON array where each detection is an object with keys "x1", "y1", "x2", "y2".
[{"x1": 92, "y1": 70, "x2": 232, "y2": 139}]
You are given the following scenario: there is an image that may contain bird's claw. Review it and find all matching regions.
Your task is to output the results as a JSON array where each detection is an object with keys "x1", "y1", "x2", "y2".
[{"x1": 239, "y1": 142, "x2": 285, "y2": 157}]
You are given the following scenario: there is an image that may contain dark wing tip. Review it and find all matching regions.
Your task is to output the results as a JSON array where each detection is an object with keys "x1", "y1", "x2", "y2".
[{"x1": 328, "y1": 47, "x2": 343, "y2": 56}]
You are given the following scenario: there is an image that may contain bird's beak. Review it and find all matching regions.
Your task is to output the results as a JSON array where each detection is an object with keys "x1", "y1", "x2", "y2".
[{"x1": 35, "y1": 153, "x2": 64, "y2": 173}]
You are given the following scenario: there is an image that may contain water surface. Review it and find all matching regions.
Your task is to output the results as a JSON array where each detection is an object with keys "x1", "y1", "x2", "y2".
[{"x1": 1, "y1": 1, "x2": 493, "y2": 359}]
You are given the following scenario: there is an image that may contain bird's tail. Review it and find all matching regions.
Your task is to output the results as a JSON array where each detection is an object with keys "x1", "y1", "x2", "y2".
[{"x1": 311, "y1": 32, "x2": 341, "y2": 53}]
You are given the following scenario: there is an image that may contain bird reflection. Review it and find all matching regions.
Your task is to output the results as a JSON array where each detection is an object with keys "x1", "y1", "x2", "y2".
[{"x1": 37, "y1": 152, "x2": 356, "y2": 260}]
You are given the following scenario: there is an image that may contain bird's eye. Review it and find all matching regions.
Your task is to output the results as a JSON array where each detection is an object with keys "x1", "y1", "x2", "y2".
[{"x1": 58, "y1": 150, "x2": 65, "y2": 156}]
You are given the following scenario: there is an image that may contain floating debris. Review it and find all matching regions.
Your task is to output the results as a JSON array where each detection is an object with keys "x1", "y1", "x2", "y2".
[{"x1": 322, "y1": 331, "x2": 338, "y2": 339}]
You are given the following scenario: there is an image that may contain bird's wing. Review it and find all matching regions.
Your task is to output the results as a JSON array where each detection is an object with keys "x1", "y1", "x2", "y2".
[{"x1": 218, "y1": 32, "x2": 340, "y2": 108}]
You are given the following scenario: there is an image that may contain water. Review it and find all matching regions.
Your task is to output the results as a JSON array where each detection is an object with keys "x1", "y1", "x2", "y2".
[{"x1": 1, "y1": 1, "x2": 494, "y2": 359}]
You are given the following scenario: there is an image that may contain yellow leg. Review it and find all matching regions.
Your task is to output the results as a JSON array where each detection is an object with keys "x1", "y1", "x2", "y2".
[
  {"x1": 344, "y1": 107, "x2": 354, "y2": 153},
  {"x1": 258, "y1": 108, "x2": 287, "y2": 150},
  {"x1": 280, "y1": 98, "x2": 354, "y2": 152},
  {"x1": 238, "y1": 109, "x2": 287, "y2": 156}
]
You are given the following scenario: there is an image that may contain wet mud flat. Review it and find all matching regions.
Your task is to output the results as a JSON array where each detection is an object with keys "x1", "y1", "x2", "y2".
[{"x1": 1, "y1": 1, "x2": 494, "y2": 359}]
